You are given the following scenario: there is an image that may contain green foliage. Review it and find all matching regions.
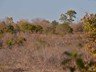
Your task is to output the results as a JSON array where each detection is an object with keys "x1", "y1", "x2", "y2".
[
  {"x1": 35, "y1": 25, "x2": 43, "y2": 33},
  {"x1": 83, "y1": 22, "x2": 94, "y2": 32},
  {"x1": 27, "y1": 24, "x2": 36, "y2": 32},
  {"x1": 6, "y1": 39, "x2": 15, "y2": 48},
  {"x1": 64, "y1": 51, "x2": 78, "y2": 58},
  {"x1": 61, "y1": 51, "x2": 85, "y2": 72},
  {"x1": 56, "y1": 23, "x2": 73, "y2": 35},
  {"x1": 83, "y1": 13, "x2": 96, "y2": 32},
  {"x1": 83, "y1": 13, "x2": 96, "y2": 56},
  {"x1": 19, "y1": 22, "x2": 32, "y2": 32},
  {"x1": 6, "y1": 36, "x2": 26, "y2": 48},
  {"x1": 18, "y1": 20, "x2": 43, "y2": 33},
  {"x1": 59, "y1": 14, "x2": 68, "y2": 23},
  {"x1": 76, "y1": 58, "x2": 84, "y2": 69},
  {"x1": 6, "y1": 24, "x2": 15, "y2": 34},
  {"x1": 61, "y1": 50, "x2": 96, "y2": 72},
  {"x1": 66, "y1": 9, "x2": 77, "y2": 22},
  {"x1": 59, "y1": 9, "x2": 77, "y2": 23}
]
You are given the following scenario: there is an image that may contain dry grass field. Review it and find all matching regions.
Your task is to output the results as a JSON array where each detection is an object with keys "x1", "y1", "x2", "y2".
[{"x1": 0, "y1": 33, "x2": 92, "y2": 72}]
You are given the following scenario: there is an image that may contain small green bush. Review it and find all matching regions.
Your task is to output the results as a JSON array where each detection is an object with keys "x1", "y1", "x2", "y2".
[
  {"x1": 6, "y1": 39, "x2": 15, "y2": 48},
  {"x1": 76, "y1": 58, "x2": 84, "y2": 69}
]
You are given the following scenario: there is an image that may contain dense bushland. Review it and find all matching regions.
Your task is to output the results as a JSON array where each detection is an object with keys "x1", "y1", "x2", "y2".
[
  {"x1": 0, "y1": 11, "x2": 96, "y2": 72},
  {"x1": 82, "y1": 13, "x2": 96, "y2": 57}
]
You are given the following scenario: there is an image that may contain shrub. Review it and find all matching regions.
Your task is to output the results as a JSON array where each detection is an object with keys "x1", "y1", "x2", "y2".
[
  {"x1": 44, "y1": 26, "x2": 56, "y2": 34},
  {"x1": 61, "y1": 51, "x2": 84, "y2": 72},
  {"x1": 16, "y1": 37, "x2": 26, "y2": 46},
  {"x1": 27, "y1": 24, "x2": 36, "y2": 32},
  {"x1": 18, "y1": 20, "x2": 31, "y2": 32},
  {"x1": 82, "y1": 13, "x2": 96, "y2": 56},
  {"x1": 6, "y1": 24, "x2": 15, "y2": 34},
  {"x1": 84, "y1": 41, "x2": 96, "y2": 56},
  {"x1": 76, "y1": 58, "x2": 84, "y2": 69},
  {"x1": 61, "y1": 51, "x2": 96, "y2": 72},
  {"x1": 45, "y1": 20, "x2": 59, "y2": 34},
  {"x1": 6, "y1": 39, "x2": 15, "y2": 48},
  {"x1": 18, "y1": 22, "x2": 28, "y2": 32},
  {"x1": 18, "y1": 20, "x2": 41, "y2": 33},
  {"x1": 35, "y1": 25, "x2": 43, "y2": 33},
  {"x1": 82, "y1": 13, "x2": 96, "y2": 32},
  {"x1": 55, "y1": 22, "x2": 73, "y2": 35}
]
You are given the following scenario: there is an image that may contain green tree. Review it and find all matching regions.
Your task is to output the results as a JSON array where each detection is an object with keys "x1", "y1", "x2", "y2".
[
  {"x1": 59, "y1": 13, "x2": 68, "y2": 23},
  {"x1": 6, "y1": 39, "x2": 15, "y2": 48},
  {"x1": 66, "y1": 9, "x2": 77, "y2": 23}
]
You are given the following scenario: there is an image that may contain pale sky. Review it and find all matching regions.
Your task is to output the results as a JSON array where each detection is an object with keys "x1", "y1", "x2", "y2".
[{"x1": 0, "y1": 0, "x2": 96, "y2": 22}]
